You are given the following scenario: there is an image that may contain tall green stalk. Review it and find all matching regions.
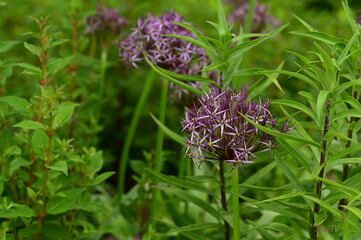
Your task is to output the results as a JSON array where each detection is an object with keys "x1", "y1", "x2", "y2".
[
  {"x1": 117, "y1": 70, "x2": 156, "y2": 197},
  {"x1": 150, "y1": 79, "x2": 168, "y2": 222},
  {"x1": 232, "y1": 168, "x2": 240, "y2": 240}
]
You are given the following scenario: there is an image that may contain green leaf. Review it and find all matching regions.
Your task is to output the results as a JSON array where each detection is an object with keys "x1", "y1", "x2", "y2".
[
  {"x1": 234, "y1": 193, "x2": 309, "y2": 223},
  {"x1": 9, "y1": 158, "x2": 31, "y2": 176},
  {"x1": 0, "y1": 41, "x2": 18, "y2": 53},
  {"x1": 240, "y1": 162, "x2": 277, "y2": 194},
  {"x1": 46, "y1": 56, "x2": 74, "y2": 76},
  {"x1": 316, "y1": 90, "x2": 330, "y2": 124},
  {"x1": 0, "y1": 204, "x2": 35, "y2": 218},
  {"x1": 277, "y1": 138, "x2": 312, "y2": 173},
  {"x1": 303, "y1": 195, "x2": 341, "y2": 217},
  {"x1": 31, "y1": 129, "x2": 49, "y2": 160},
  {"x1": 332, "y1": 110, "x2": 361, "y2": 122},
  {"x1": 290, "y1": 31, "x2": 352, "y2": 50},
  {"x1": 88, "y1": 150, "x2": 103, "y2": 174},
  {"x1": 90, "y1": 171, "x2": 115, "y2": 185},
  {"x1": 46, "y1": 189, "x2": 84, "y2": 215},
  {"x1": 293, "y1": 15, "x2": 318, "y2": 32},
  {"x1": 166, "y1": 188, "x2": 222, "y2": 219},
  {"x1": 274, "y1": 151, "x2": 307, "y2": 193},
  {"x1": 14, "y1": 63, "x2": 42, "y2": 76},
  {"x1": 229, "y1": 24, "x2": 287, "y2": 61},
  {"x1": 0, "y1": 96, "x2": 30, "y2": 115},
  {"x1": 318, "y1": 177, "x2": 361, "y2": 197},
  {"x1": 217, "y1": 0, "x2": 228, "y2": 35},
  {"x1": 168, "y1": 222, "x2": 222, "y2": 233},
  {"x1": 240, "y1": 112, "x2": 320, "y2": 148},
  {"x1": 27, "y1": 187, "x2": 36, "y2": 200},
  {"x1": 266, "y1": 70, "x2": 320, "y2": 91},
  {"x1": 336, "y1": 32, "x2": 359, "y2": 67},
  {"x1": 314, "y1": 211, "x2": 327, "y2": 226},
  {"x1": 271, "y1": 99, "x2": 318, "y2": 124},
  {"x1": 48, "y1": 39, "x2": 69, "y2": 51},
  {"x1": 144, "y1": 56, "x2": 202, "y2": 96},
  {"x1": 324, "y1": 129, "x2": 357, "y2": 144},
  {"x1": 279, "y1": 106, "x2": 320, "y2": 158},
  {"x1": 47, "y1": 161, "x2": 68, "y2": 176},
  {"x1": 53, "y1": 102, "x2": 78, "y2": 129},
  {"x1": 328, "y1": 143, "x2": 361, "y2": 163},
  {"x1": 145, "y1": 168, "x2": 216, "y2": 196},
  {"x1": 14, "y1": 120, "x2": 44, "y2": 130},
  {"x1": 24, "y1": 42, "x2": 41, "y2": 57},
  {"x1": 150, "y1": 113, "x2": 184, "y2": 145},
  {"x1": 341, "y1": 206, "x2": 361, "y2": 220},
  {"x1": 151, "y1": 64, "x2": 220, "y2": 87},
  {"x1": 325, "y1": 158, "x2": 361, "y2": 172}
]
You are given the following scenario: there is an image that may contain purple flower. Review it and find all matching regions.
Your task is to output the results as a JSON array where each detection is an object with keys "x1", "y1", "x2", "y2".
[
  {"x1": 357, "y1": 11, "x2": 361, "y2": 25},
  {"x1": 118, "y1": 11, "x2": 207, "y2": 74},
  {"x1": 228, "y1": 2, "x2": 280, "y2": 33},
  {"x1": 86, "y1": 7, "x2": 129, "y2": 36},
  {"x1": 181, "y1": 88, "x2": 290, "y2": 168}
]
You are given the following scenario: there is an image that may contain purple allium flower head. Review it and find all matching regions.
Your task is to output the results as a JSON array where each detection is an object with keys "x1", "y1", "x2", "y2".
[
  {"x1": 181, "y1": 88, "x2": 290, "y2": 168},
  {"x1": 118, "y1": 11, "x2": 207, "y2": 74},
  {"x1": 86, "y1": 7, "x2": 129, "y2": 35},
  {"x1": 228, "y1": 2, "x2": 281, "y2": 33}
]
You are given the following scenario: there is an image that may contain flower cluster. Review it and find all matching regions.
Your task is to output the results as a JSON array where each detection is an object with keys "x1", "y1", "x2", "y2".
[
  {"x1": 228, "y1": 1, "x2": 280, "y2": 33},
  {"x1": 182, "y1": 88, "x2": 289, "y2": 168},
  {"x1": 118, "y1": 11, "x2": 207, "y2": 74},
  {"x1": 86, "y1": 7, "x2": 129, "y2": 35}
]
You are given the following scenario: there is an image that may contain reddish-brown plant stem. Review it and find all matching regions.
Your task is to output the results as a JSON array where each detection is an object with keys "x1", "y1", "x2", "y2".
[
  {"x1": 338, "y1": 89, "x2": 358, "y2": 210},
  {"x1": 219, "y1": 160, "x2": 230, "y2": 240},
  {"x1": 310, "y1": 100, "x2": 331, "y2": 240}
]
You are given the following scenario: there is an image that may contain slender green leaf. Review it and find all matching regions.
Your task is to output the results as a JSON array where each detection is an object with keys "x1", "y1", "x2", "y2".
[
  {"x1": 46, "y1": 189, "x2": 84, "y2": 215},
  {"x1": 277, "y1": 138, "x2": 312, "y2": 173},
  {"x1": 240, "y1": 161, "x2": 277, "y2": 194},
  {"x1": 145, "y1": 168, "x2": 216, "y2": 196},
  {"x1": 272, "y1": 99, "x2": 318, "y2": 123},
  {"x1": 90, "y1": 171, "x2": 116, "y2": 186},
  {"x1": 0, "y1": 96, "x2": 31, "y2": 115},
  {"x1": 166, "y1": 188, "x2": 221, "y2": 219},
  {"x1": 316, "y1": 90, "x2": 330, "y2": 124},
  {"x1": 0, "y1": 40, "x2": 19, "y2": 53},
  {"x1": 53, "y1": 102, "x2": 78, "y2": 129},
  {"x1": 145, "y1": 56, "x2": 202, "y2": 95},
  {"x1": 0, "y1": 204, "x2": 35, "y2": 218},
  {"x1": 293, "y1": 15, "x2": 318, "y2": 32},
  {"x1": 234, "y1": 193, "x2": 309, "y2": 223},
  {"x1": 324, "y1": 129, "x2": 357, "y2": 144},
  {"x1": 14, "y1": 120, "x2": 44, "y2": 130},
  {"x1": 327, "y1": 143, "x2": 361, "y2": 163},
  {"x1": 168, "y1": 223, "x2": 222, "y2": 233},
  {"x1": 24, "y1": 42, "x2": 41, "y2": 57},
  {"x1": 47, "y1": 161, "x2": 68, "y2": 176},
  {"x1": 240, "y1": 112, "x2": 320, "y2": 147},
  {"x1": 150, "y1": 113, "x2": 184, "y2": 145},
  {"x1": 9, "y1": 158, "x2": 31, "y2": 176},
  {"x1": 31, "y1": 129, "x2": 49, "y2": 160}
]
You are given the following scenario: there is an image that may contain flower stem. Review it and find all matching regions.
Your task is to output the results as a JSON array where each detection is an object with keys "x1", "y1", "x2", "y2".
[
  {"x1": 117, "y1": 70, "x2": 156, "y2": 199},
  {"x1": 310, "y1": 100, "x2": 331, "y2": 239},
  {"x1": 339, "y1": 89, "x2": 358, "y2": 210},
  {"x1": 150, "y1": 79, "x2": 168, "y2": 223},
  {"x1": 220, "y1": 160, "x2": 230, "y2": 240},
  {"x1": 232, "y1": 168, "x2": 240, "y2": 240}
]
